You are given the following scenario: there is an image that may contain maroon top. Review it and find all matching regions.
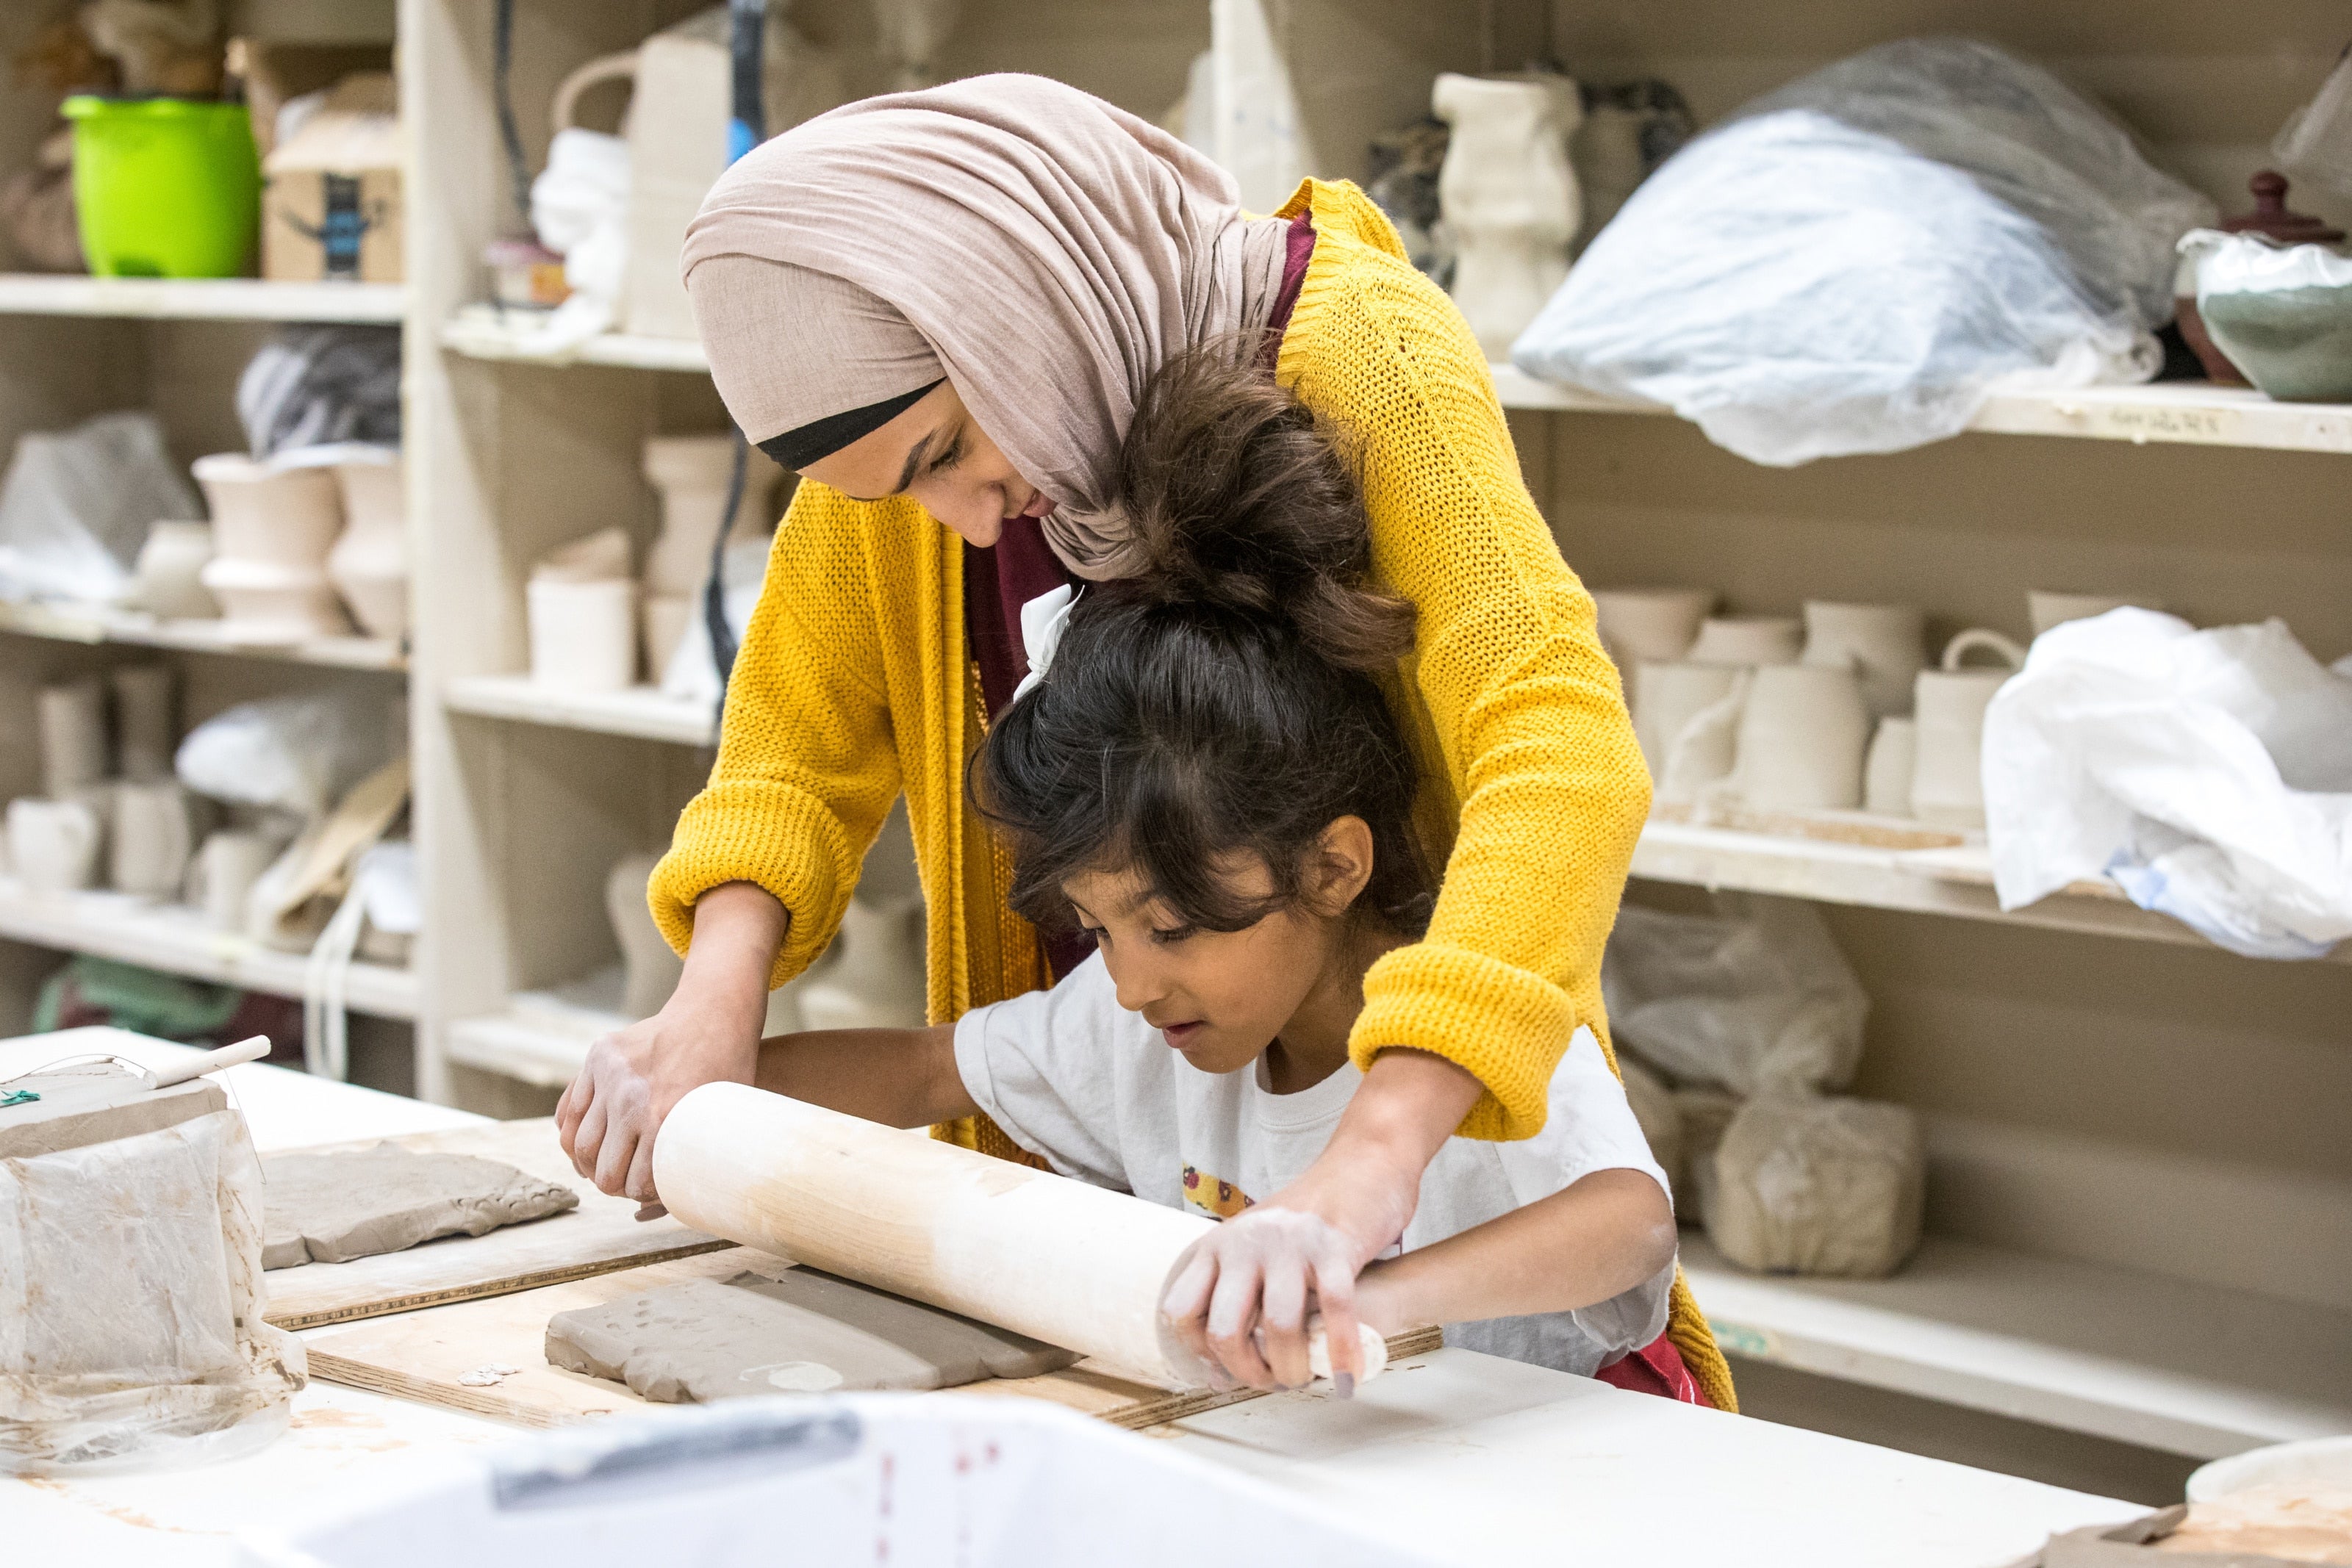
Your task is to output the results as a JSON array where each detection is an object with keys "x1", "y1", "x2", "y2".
[{"x1": 966, "y1": 210, "x2": 1317, "y2": 977}]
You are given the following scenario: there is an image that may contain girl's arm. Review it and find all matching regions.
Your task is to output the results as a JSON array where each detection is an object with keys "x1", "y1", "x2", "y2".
[
  {"x1": 753, "y1": 1024, "x2": 979, "y2": 1129},
  {"x1": 1353, "y1": 1168, "x2": 1677, "y2": 1336}
]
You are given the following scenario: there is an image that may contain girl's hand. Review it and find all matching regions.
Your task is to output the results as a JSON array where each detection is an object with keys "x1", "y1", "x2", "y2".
[{"x1": 1158, "y1": 1049, "x2": 1480, "y2": 1392}]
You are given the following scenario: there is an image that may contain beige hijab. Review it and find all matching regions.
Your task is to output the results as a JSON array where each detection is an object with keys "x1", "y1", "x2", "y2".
[{"x1": 681, "y1": 73, "x2": 1292, "y2": 579}]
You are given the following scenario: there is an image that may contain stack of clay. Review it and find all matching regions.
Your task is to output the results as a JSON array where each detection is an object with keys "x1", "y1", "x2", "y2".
[
  {"x1": 4, "y1": 665, "x2": 212, "y2": 902},
  {"x1": 190, "y1": 450, "x2": 409, "y2": 644}
]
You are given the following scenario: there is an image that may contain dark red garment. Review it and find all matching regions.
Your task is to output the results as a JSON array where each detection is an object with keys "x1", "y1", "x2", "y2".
[
  {"x1": 1595, "y1": 1329, "x2": 1710, "y2": 1406},
  {"x1": 965, "y1": 211, "x2": 1318, "y2": 981}
]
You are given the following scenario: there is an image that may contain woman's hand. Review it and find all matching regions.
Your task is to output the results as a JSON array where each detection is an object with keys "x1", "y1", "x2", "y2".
[
  {"x1": 1158, "y1": 1049, "x2": 1481, "y2": 1393},
  {"x1": 555, "y1": 881, "x2": 788, "y2": 1202}
]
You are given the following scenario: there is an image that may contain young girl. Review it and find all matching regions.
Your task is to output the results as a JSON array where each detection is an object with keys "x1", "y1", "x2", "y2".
[{"x1": 744, "y1": 355, "x2": 1692, "y2": 1399}]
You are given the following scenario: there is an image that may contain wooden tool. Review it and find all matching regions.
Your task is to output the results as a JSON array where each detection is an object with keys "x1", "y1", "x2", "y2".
[{"x1": 654, "y1": 1084, "x2": 1388, "y2": 1389}]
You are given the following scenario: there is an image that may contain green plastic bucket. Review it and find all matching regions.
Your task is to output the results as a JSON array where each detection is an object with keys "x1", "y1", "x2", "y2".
[{"x1": 62, "y1": 96, "x2": 261, "y2": 278}]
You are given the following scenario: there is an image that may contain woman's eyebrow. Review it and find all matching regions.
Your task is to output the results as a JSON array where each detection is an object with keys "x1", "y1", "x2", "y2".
[{"x1": 839, "y1": 426, "x2": 940, "y2": 503}]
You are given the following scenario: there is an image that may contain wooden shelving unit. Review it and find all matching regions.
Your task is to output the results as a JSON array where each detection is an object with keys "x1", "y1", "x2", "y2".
[
  {"x1": 0, "y1": 273, "x2": 404, "y2": 323},
  {"x1": 0, "y1": 600, "x2": 405, "y2": 671},
  {"x1": 442, "y1": 674, "x2": 714, "y2": 746}
]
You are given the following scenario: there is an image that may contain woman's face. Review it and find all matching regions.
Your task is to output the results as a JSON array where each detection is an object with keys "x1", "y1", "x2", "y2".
[{"x1": 796, "y1": 381, "x2": 1053, "y2": 549}]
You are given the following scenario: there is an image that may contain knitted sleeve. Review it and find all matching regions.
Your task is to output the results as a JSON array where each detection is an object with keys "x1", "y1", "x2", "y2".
[
  {"x1": 647, "y1": 481, "x2": 911, "y2": 989},
  {"x1": 1283, "y1": 223, "x2": 1652, "y2": 1143}
]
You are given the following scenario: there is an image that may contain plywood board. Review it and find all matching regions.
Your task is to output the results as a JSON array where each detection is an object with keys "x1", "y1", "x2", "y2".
[
  {"x1": 299, "y1": 1248, "x2": 1446, "y2": 1432},
  {"x1": 263, "y1": 1116, "x2": 731, "y2": 1330}
]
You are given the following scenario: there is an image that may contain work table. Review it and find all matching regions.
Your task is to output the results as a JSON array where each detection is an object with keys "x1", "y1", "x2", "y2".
[{"x1": 3, "y1": 1029, "x2": 2145, "y2": 1565}]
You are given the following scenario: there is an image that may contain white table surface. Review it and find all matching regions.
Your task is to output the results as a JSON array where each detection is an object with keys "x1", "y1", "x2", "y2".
[{"x1": 0, "y1": 1030, "x2": 2143, "y2": 1566}]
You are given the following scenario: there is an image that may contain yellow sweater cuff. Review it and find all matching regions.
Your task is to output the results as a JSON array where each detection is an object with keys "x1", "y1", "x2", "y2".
[
  {"x1": 650, "y1": 779, "x2": 860, "y2": 989},
  {"x1": 1349, "y1": 941, "x2": 1574, "y2": 1142}
]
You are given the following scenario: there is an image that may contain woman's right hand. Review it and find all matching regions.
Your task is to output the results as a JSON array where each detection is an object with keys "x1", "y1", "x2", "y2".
[{"x1": 554, "y1": 880, "x2": 789, "y2": 1202}]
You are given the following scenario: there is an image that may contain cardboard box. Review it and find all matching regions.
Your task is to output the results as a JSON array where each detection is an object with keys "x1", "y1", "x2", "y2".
[{"x1": 262, "y1": 71, "x2": 401, "y2": 284}]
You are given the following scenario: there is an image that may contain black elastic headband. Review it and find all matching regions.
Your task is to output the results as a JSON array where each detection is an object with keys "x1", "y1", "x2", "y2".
[{"x1": 756, "y1": 379, "x2": 943, "y2": 471}]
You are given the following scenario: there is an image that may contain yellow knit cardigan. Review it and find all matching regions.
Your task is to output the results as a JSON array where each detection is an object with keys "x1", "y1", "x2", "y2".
[{"x1": 648, "y1": 179, "x2": 1734, "y2": 1411}]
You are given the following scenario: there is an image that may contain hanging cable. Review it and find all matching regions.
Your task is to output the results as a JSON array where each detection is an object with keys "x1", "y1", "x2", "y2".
[{"x1": 492, "y1": 0, "x2": 534, "y2": 229}]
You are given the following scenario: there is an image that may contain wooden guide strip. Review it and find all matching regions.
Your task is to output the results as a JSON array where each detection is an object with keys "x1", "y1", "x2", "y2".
[
  {"x1": 1100, "y1": 1326, "x2": 1450, "y2": 1431},
  {"x1": 268, "y1": 1239, "x2": 736, "y2": 1331}
]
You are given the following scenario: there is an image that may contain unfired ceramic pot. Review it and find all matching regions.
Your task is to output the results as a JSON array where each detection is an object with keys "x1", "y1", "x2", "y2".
[
  {"x1": 529, "y1": 578, "x2": 639, "y2": 691},
  {"x1": 110, "y1": 663, "x2": 175, "y2": 783},
  {"x1": 1732, "y1": 663, "x2": 1870, "y2": 811},
  {"x1": 196, "y1": 558, "x2": 351, "y2": 641},
  {"x1": 797, "y1": 896, "x2": 927, "y2": 1032},
  {"x1": 193, "y1": 454, "x2": 343, "y2": 567},
  {"x1": 1433, "y1": 72, "x2": 1583, "y2": 361},
  {"x1": 7, "y1": 795, "x2": 101, "y2": 895},
  {"x1": 1687, "y1": 615, "x2": 1804, "y2": 669},
  {"x1": 642, "y1": 591, "x2": 696, "y2": 680},
  {"x1": 36, "y1": 677, "x2": 107, "y2": 799},
  {"x1": 1632, "y1": 660, "x2": 1743, "y2": 801},
  {"x1": 327, "y1": 456, "x2": 409, "y2": 640},
  {"x1": 606, "y1": 850, "x2": 684, "y2": 1021},
  {"x1": 1593, "y1": 586, "x2": 1714, "y2": 671},
  {"x1": 1862, "y1": 717, "x2": 1918, "y2": 817},
  {"x1": 110, "y1": 778, "x2": 199, "y2": 898},
  {"x1": 192, "y1": 828, "x2": 278, "y2": 930},
  {"x1": 1800, "y1": 601, "x2": 1924, "y2": 720},
  {"x1": 126, "y1": 521, "x2": 219, "y2": 619},
  {"x1": 2026, "y1": 589, "x2": 2162, "y2": 637},
  {"x1": 642, "y1": 434, "x2": 778, "y2": 599},
  {"x1": 1910, "y1": 629, "x2": 2027, "y2": 829}
]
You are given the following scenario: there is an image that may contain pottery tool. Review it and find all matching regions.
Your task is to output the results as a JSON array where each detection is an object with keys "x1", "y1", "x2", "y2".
[
  {"x1": 653, "y1": 1084, "x2": 1391, "y2": 1389},
  {"x1": 0, "y1": 1033, "x2": 269, "y2": 1157}
]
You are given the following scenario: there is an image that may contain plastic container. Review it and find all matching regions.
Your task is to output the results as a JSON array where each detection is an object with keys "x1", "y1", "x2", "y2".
[{"x1": 62, "y1": 97, "x2": 261, "y2": 278}]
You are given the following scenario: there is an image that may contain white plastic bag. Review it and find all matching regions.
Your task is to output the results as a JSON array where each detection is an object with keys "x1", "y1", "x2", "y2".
[
  {"x1": 175, "y1": 690, "x2": 400, "y2": 819},
  {"x1": 1602, "y1": 893, "x2": 1869, "y2": 1096},
  {"x1": 1, "y1": 1099, "x2": 305, "y2": 1472},
  {"x1": 2274, "y1": 42, "x2": 2352, "y2": 198},
  {"x1": 0, "y1": 411, "x2": 201, "y2": 604},
  {"x1": 520, "y1": 127, "x2": 631, "y2": 353},
  {"x1": 1706, "y1": 1095, "x2": 1925, "y2": 1279},
  {"x1": 1983, "y1": 610, "x2": 2352, "y2": 960},
  {"x1": 1512, "y1": 37, "x2": 2212, "y2": 465}
]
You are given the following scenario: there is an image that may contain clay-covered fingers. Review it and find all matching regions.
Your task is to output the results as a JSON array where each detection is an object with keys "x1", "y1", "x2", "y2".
[
  {"x1": 562, "y1": 1080, "x2": 606, "y2": 1182},
  {"x1": 1254, "y1": 1256, "x2": 1313, "y2": 1389},
  {"x1": 1305, "y1": 1234, "x2": 1365, "y2": 1395},
  {"x1": 1204, "y1": 1248, "x2": 1277, "y2": 1389},
  {"x1": 1158, "y1": 1240, "x2": 1233, "y2": 1389}
]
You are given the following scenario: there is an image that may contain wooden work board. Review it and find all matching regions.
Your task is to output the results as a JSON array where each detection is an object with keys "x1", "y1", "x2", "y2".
[
  {"x1": 299, "y1": 1248, "x2": 1446, "y2": 1433},
  {"x1": 262, "y1": 1116, "x2": 732, "y2": 1331}
]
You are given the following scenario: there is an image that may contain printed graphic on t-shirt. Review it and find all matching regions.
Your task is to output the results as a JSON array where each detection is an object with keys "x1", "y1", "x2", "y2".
[{"x1": 1181, "y1": 1164, "x2": 1254, "y2": 1219}]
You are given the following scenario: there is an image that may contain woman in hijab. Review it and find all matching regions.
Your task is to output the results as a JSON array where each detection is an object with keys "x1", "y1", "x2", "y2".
[{"x1": 555, "y1": 73, "x2": 1731, "y2": 1408}]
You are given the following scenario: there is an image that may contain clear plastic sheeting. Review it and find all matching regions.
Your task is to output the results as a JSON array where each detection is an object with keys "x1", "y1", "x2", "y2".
[
  {"x1": 1511, "y1": 37, "x2": 2212, "y2": 466},
  {"x1": 1707, "y1": 1096, "x2": 1926, "y2": 1279},
  {"x1": 0, "y1": 411, "x2": 201, "y2": 604},
  {"x1": 1602, "y1": 893, "x2": 1869, "y2": 1098},
  {"x1": 237, "y1": 328, "x2": 402, "y2": 460},
  {"x1": 1984, "y1": 609, "x2": 2352, "y2": 960},
  {"x1": 0, "y1": 1106, "x2": 305, "y2": 1473},
  {"x1": 175, "y1": 690, "x2": 401, "y2": 820}
]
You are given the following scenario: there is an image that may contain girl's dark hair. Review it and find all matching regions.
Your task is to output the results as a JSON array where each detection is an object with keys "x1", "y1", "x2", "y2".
[{"x1": 973, "y1": 350, "x2": 1429, "y2": 938}]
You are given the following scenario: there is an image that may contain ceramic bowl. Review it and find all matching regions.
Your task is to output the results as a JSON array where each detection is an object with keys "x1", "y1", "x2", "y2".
[
  {"x1": 2199, "y1": 279, "x2": 2352, "y2": 403},
  {"x1": 193, "y1": 453, "x2": 344, "y2": 566},
  {"x1": 197, "y1": 557, "x2": 350, "y2": 642}
]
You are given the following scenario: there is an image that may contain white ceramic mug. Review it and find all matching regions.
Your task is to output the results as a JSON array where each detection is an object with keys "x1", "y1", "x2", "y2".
[
  {"x1": 190, "y1": 828, "x2": 279, "y2": 929},
  {"x1": 1911, "y1": 628, "x2": 2028, "y2": 829},
  {"x1": 1801, "y1": 600, "x2": 1925, "y2": 719},
  {"x1": 111, "y1": 779, "x2": 198, "y2": 898},
  {"x1": 7, "y1": 796, "x2": 101, "y2": 896},
  {"x1": 126, "y1": 520, "x2": 219, "y2": 619},
  {"x1": 1731, "y1": 663, "x2": 1871, "y2": 810},
  {"x1": 110, "y1": 663, "x2": 176, "y2": 783},
  {"x1": 1593, "y1": 587, "x2": 1715, "y2": 669},
  {"x1": 1862, "y1": 716, "x2": 1918, "y2": 817},
  {"x1": 528, "y1": 577, "x2": 640, "y2": 691},
  {"x1": 2027, "y1": 589, "x2": 2165, "y2": 637},
  {"x1": 1687, "y1": 615, "x2": 1804, "y2": 669},
  {"x1": 1632, "y1": 661, "x2": 1744, "y2": 802},
  {"x1": 37, "y1": 677, "x2": 108, "y2": 799}
]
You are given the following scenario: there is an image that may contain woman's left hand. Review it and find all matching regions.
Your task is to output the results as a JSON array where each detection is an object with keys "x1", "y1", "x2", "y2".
[{"x1": 1158, "y1": 1049, "x2": 1481, "y2": 1393}]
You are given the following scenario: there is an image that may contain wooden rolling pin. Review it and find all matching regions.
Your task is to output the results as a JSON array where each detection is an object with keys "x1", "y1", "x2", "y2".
[{"x1": 653, "y1": 1082, "x2": 1385, "y2": 1388}]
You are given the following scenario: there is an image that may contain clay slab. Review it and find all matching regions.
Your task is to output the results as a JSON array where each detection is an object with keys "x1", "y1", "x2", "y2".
[
  {"x1": 264, "y1": 1143, "x2": 579, "y2": 1269},
  {"x1": 546, "y1": 1267, "x2": 1078, "y2": 1402}
]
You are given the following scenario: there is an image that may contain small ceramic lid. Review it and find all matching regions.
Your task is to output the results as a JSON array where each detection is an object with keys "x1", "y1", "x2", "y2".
[{"x1": 2221, "y1": 170, "x2": 2345, "y2": 246}]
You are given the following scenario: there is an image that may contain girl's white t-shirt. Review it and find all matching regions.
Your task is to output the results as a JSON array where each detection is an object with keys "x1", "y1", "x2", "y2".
[{"x1": 953, "y1": 952, "x2": 1675, "y2": 1378}]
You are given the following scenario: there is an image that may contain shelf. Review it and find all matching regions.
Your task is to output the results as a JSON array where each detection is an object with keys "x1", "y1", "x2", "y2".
[
  {"x1": 442, "y1": 674, "x2": 715, "y2": 745},
  {"x1": 0, "y1": 275, "x2": 405, "y2": 324},
  {"x1": 0, "y1": 600, "x2": 405, "y2": 671},
  {"x1": 1492, "y1": 364, "x2": 2352, "y2": 456},
  {"x1": 1682, "y1": 1233, "x2": 2352, "y2": 1459},
  {"x1": 0, "y1": 879, "x2": 417, "y2": 1019},
  {"x1": 440, "y1": 307, "x2": 709, "y2": 372},
  {"x1": 1628, "y1": 814, "x2": 2351, "y2": 963},
  {"x1": 445, "y1": 981, "x2": 624, "y2": 1088}
]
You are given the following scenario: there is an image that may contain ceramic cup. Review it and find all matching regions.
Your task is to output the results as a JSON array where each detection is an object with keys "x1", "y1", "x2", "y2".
[
  {"x1": 111, "y1": 778, "x2": 198, "y2": 898},
  {"x1": 110, "y1": 663, "x2": 176, "y2": 783},
  {"x1": 126, "y1": 520, "x2": 219, "y2": 619},
  {"x1": 7, "y1": 796, "x2": 101, "y2": 895},
  {"x1": 198, "y1": 557, "x2": 351, "y2": 642},
  {"x1": 1687, "y1": 614, "x2": 1803, "y2": 669},
  {"x1": 191, "y1": 453, "x2": 344, "y2": 567},
  {"x1": 328, "y1": 456, "x2": 410, "y2": 640},
  {"x1": 1862, "y1": 716, "x2": 1918, "y2": 816},
  {"x1": 191, "y1": 828, "x2": 279, "y2": 929},
  {"x1": 642, "y1": 591, "x2": 696, "y2": 680},
  {"x1": 36, "y1": 677, "x2": 108, "y2": 799},
  {"x1": 1801, "y1": 600, "x2": 1926, "y2": 719},
  {"x1": 2027, "y1": 590, "x2": 2165, "y2": 638},
  {"x1": 528, "y1": 577, "x2": 639, "y2": 692},
  {"x1": 1730, "y1": 663, "x2": 1871, "y2": 810},
  {"x1": 1911, "y1": 629, "x2": 2028, "y2": 829},
  {"x1": 1632, "y1": 660, "x2": 1744, "y2": 802},
  {"x1": 1593, "y1": 587, "x2": 1715, "y2": 671}
]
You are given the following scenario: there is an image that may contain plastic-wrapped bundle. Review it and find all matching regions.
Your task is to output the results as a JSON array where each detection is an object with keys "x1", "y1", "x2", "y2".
[
  {"x1": 1707, "y1": 1096, "x2": 1924, "y2": 1279},
  {"x1": 1512, "y1": 37, "x2": 2212, "y2": 465},
  {"x1": 237, "y1": 326, "x2": 401, "y2": 459}
]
